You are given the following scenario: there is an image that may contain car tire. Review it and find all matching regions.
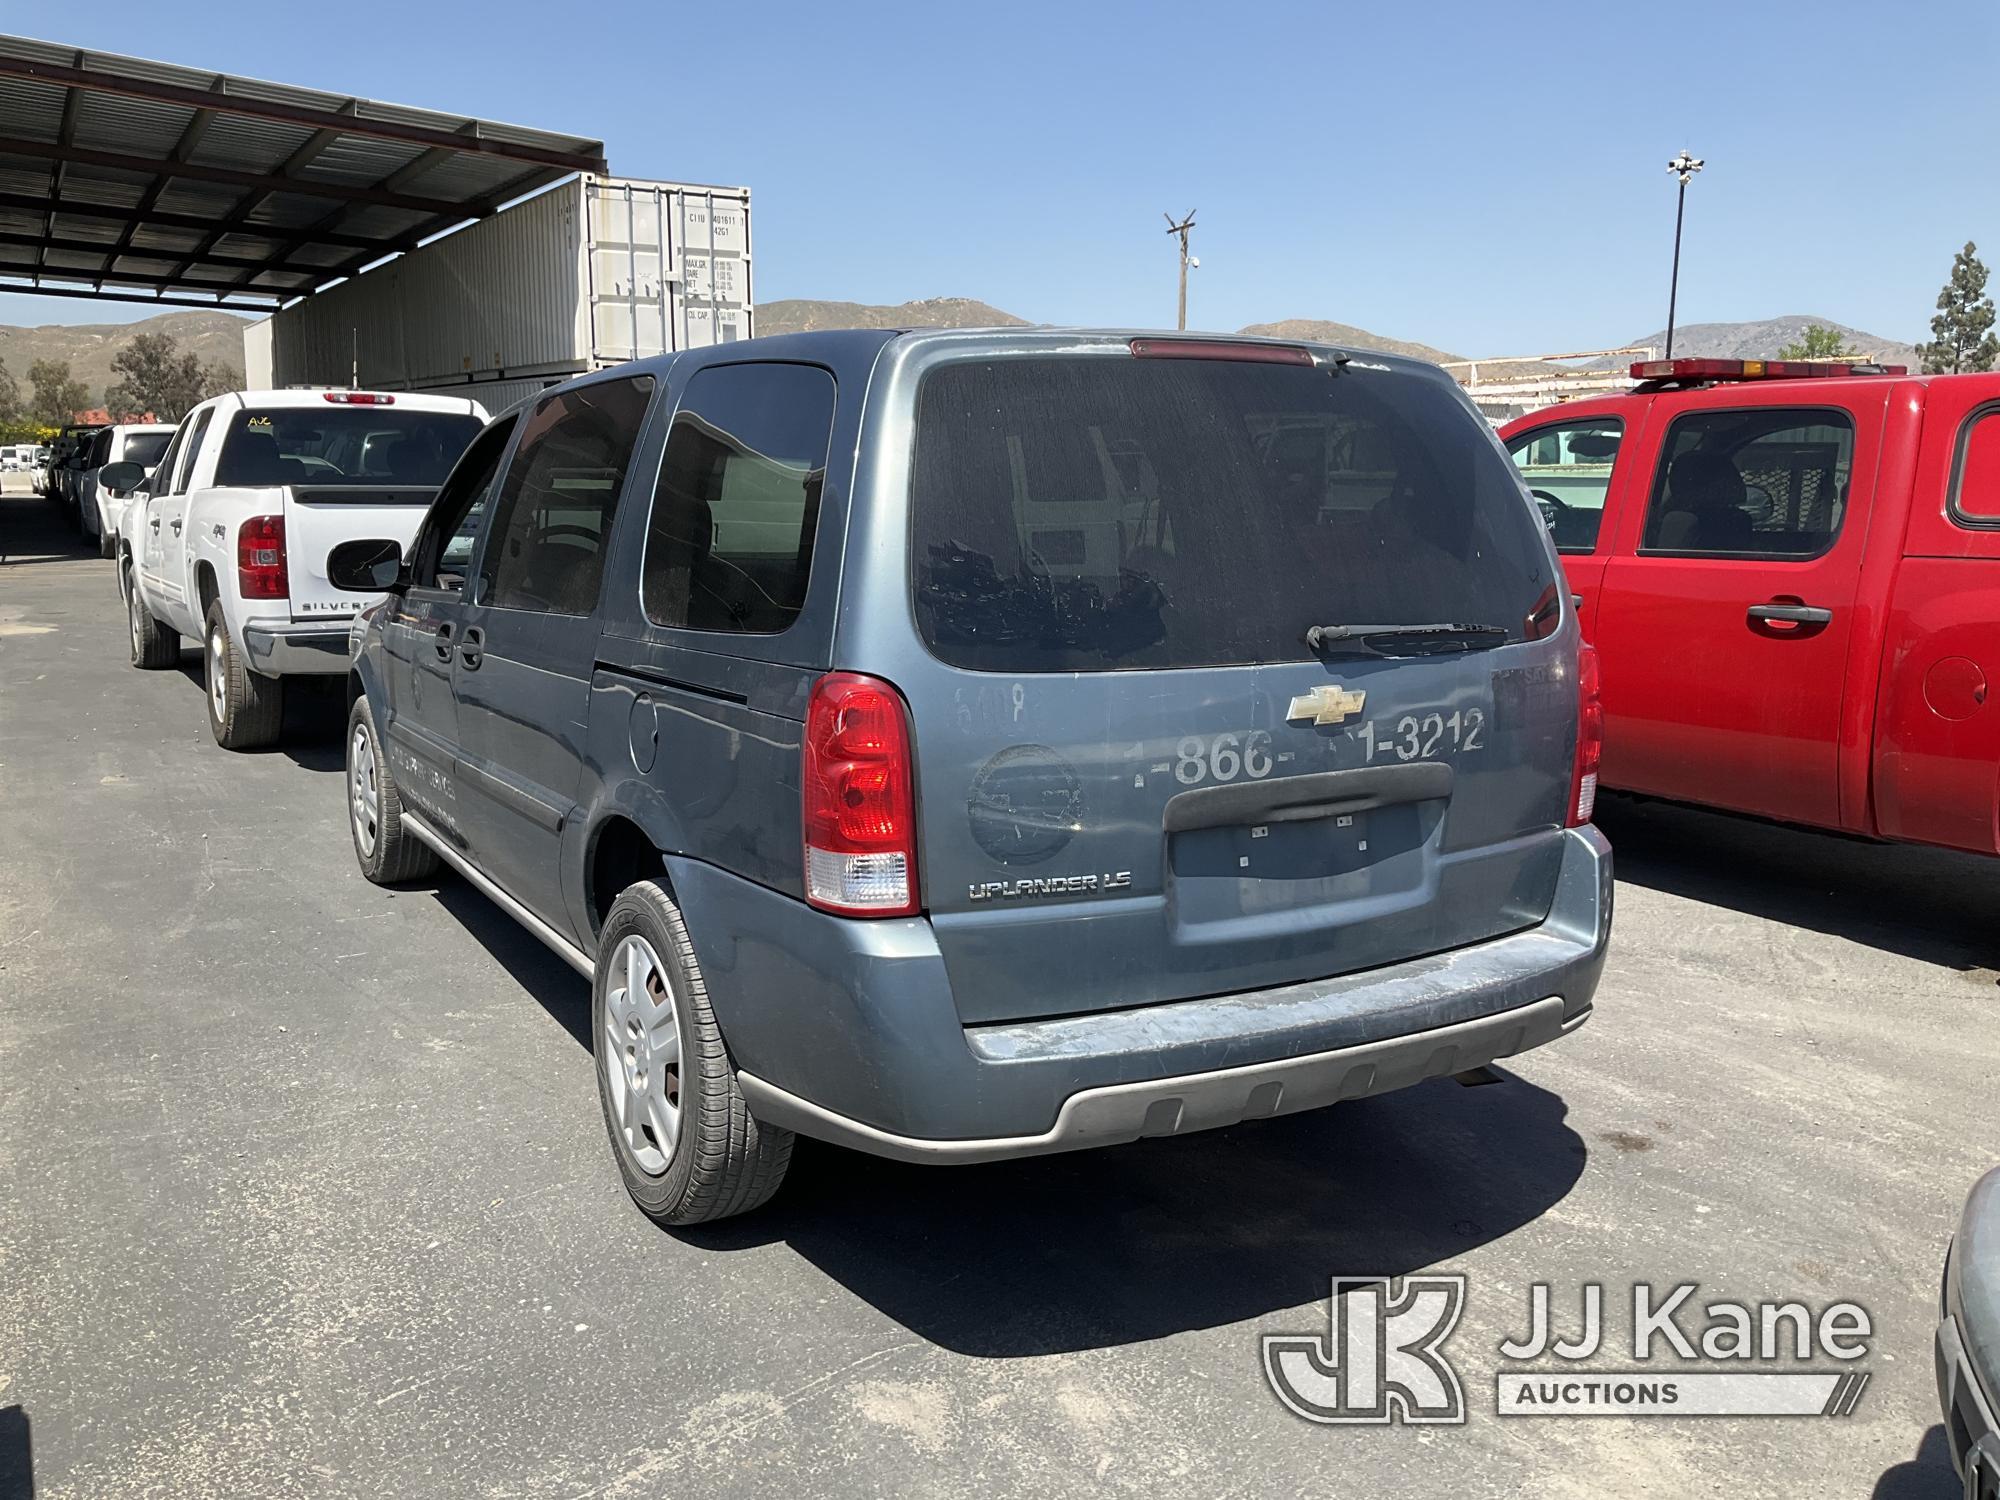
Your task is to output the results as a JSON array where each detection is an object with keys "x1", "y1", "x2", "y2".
[
  {"x1": 345, "y1": 695, "x2": 440, "y2": 885},
  {"x1": 203, "y1": 600, "x2": 283, "y2": 750},
  {"x1": 593, "y1": 881, "x2": 793, "y2": 1226},
  {"x1": 96, "y1": 525, "x2": 115, "y2": 560},
  {"x1": 127, "y1": 574, "x2": 179, "y2": 669}
]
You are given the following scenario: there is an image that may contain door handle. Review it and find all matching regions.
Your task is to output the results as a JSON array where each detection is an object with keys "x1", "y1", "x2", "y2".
[
  {"x1": 1746, "y1": 602, "x2": 1833, "y2": 627},
  {"x1": 433, "y1": 621, "x2": 455, "y2": 663},
  {"x1": 149, "y1": 515, "x2": 161, "y2": 531},
  {"x1": 169, "y1": 517, "x2": 182, "y2": 535},
  {"x1": 459, "y1": 626, "x2": 484, "y2": 671}
]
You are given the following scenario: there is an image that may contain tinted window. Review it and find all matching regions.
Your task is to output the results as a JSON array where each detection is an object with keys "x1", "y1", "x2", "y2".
[
  {"x1": 1641, "y1": 408, "x2": 1854, "y2": 557},
  {"x1": 121, "y1": 431, "x2": 172, "y2": 469},
  {"x1": 644, "y1": 362, "x2": 836, "y2": 633},
  {"x1": 1506, "y1": 417, "x2": 1622, "y2": 552},
  {"x1": 410, "y1": 416, "x2": 517, "y2": 591},
  {"x1": 147, "y1": 422, "x2": 191, "y2": 496},
  {"x1": 910, "y1": 356, "x2": 1554, "y2": 671},
  {"x1": 1951, "y1": 406, "x2": 2000, "y2": 525},
  {"x1": 479, "y1": 376, "x2": 654, "y2": 615},
  {"x1": 214, "y1": 406, "x2": 481, "y2": 488},
  {"x1": 171, "y1": 409, "x2": 214, "y2": 494}
]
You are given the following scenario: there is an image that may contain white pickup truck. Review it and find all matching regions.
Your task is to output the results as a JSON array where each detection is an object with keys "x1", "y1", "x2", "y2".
[{"x1": 114, "y1": 389, "x2": 487, "y2": 749}]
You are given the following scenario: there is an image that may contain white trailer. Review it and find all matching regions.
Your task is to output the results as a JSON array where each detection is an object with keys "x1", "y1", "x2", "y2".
[{"x1": 245, "y1": 175, "x2": 752, "y2": 410}]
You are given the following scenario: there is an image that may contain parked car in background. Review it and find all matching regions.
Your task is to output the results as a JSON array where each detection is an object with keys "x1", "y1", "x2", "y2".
[
  {"x1": 43, "y1": 425, "x2": 102, "y2": 519},
  {"x1": 114, "y1": 389, "x2": 485, "y2": 749},
  {"x1": 1502, "y1": 358, "x2": 2000, "y2": 859},
  {"x1": 334, "y1": 328, "x2": 1612, "y2": 1226},
  {"x1": 1939, "y1": 1166, "x2": 1999, "y2": 1493},
  {"x1": 79, "y1": 422, "x2": 175, "y2": 558}
]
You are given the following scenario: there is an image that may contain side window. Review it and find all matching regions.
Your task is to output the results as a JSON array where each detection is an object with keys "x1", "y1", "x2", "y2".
[
  {"x1": 1505, "y1": 417, "x2": 1623, "y2": 552},
  {"x1": 170, "y1": 408, "x2": 215, "y2": 494},
  {"x1": 409, "y1": 415, "x2": 518, "y2": 591},
  {"x1": 1640, "y1": 407, "x2": 1854, "y2": 558},
  {"x1": 477, "y1": 375, "x2": 654, "y2": 615},
  {"x1": 147, "y1": 419, "x2": 193, "y2": 496},
  {"x1": 643, "y1": 362, "x2": 837, "y2": 633},
  {"x1": 1950, "y1": 405, "x2": 2000, "y2": 527}
]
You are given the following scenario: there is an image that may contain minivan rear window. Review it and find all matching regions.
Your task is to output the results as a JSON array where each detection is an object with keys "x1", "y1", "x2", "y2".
[{"x1": 910, "y1": 355, "x2": 1554, "y2": 671}]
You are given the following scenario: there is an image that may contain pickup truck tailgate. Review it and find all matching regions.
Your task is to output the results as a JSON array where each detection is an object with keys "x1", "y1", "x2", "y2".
[{"x1": 284, "y1": 485, "x2": 435, "y2": 620}]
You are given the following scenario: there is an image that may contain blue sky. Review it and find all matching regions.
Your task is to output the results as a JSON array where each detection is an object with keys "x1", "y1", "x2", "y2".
[{"x1": 5, "y1": 0, "x2": 1994, "y2": 355}]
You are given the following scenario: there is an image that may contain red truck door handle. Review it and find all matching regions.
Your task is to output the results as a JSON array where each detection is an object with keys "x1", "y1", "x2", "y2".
[{"x1": 1747, "y1": 600, "x2": 1833, "y2": 631}]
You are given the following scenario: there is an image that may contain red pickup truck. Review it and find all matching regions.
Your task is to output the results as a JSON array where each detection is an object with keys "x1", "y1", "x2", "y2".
[{"x1": 1501, "y1": 357, "x2": 2000, "y2": 856}]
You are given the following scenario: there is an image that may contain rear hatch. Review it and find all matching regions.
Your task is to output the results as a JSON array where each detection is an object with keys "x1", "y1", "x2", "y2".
[
  {"x1": 898, "y1": 343, "x2": 1578, "y2": 1025},
  {"x1": 208, "y1": 400, "x2": 484, "y2": 621}
]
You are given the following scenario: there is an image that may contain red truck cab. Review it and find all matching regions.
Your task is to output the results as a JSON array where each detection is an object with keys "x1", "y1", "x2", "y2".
[{"x1": 1501, "y1": 358, "x2": 2000, "y2": 855}]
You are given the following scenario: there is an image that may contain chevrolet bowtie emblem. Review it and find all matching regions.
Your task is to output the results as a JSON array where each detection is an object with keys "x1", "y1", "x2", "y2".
[{"x1": 1287, "y1": 685, "x2": 1367, "y2": 725}]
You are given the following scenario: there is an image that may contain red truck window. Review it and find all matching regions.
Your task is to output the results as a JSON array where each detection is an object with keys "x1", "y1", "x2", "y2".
[
  {"x1": 1950, "y1": 404, "x2": 2000, "y2": 526},
  {"x1": 1639, "y1": 407, "x2": 1855, "y2": 559},
  {"x1": 1505, "y1": 417, "x2": 1622, "y2": 553}
]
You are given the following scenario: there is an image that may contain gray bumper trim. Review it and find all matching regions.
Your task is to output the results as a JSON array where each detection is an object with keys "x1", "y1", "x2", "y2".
[
  {"x1": 739, "y1": 994, "x2": 1585, "y2": 1164},
  {"x1": 241, "y1": 622, "x2": 352, "y2": 675},
  {"x1": 1939, "y1": 1311, "x2": 2000, "y2": 1484}
]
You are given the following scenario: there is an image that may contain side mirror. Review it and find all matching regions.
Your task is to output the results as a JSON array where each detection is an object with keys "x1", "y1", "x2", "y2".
[
  {"x1": 98, "y1": 462, "x2": 146, "y2": 493},
  {"x1": 327, "y1": 538, "x2": 406, "y2": 594}
]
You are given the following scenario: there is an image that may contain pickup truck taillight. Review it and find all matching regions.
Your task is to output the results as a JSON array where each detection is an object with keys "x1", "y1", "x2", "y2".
[
  {"x1": 802, "y1": 672, "x2": 920, "y2": 917},
  {"x1": 237, "y1": 514, "x2": 288, "y2": 600},
  {"x1": 1569, "y1": 642, "x2": 1603, "y2": 826}
]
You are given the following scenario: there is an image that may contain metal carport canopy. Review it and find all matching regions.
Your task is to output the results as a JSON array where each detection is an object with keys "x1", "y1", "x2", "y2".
[{"x1": 0, "y1": 34, "x2": 607, "y2": 313}]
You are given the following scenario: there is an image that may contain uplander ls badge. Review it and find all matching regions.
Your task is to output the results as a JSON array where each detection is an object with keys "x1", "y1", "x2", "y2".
[
  {"x1": 1288, "y1": 684, "x2": 1367, "y2": 726},
  {"x1": 969, "y1": 871, "x2": 1133, "y2": 902}
]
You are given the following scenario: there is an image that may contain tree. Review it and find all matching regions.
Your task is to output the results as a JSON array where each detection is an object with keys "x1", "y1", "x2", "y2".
[
  {"x1": 27, "y1": 359, "x2": 90, "y2": 426},
  {"x1": 198, "y1": 360, "x2": 243, "y2": 402},
  {"x1": 103, "y1": 331, "x2": 207, "y2": 420},
  {"x1": 1917, "y1": 242, "x2": 2000, "y2": 374},
  {"x1": 0, "y1": 357, "x2": 19, "y2": 422},
  {"x1": 1777, "y1": 324, "x2": 1859, "y2": 360}
]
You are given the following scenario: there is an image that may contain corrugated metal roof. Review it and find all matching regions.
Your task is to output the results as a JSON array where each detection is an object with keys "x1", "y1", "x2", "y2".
[{"x1": 0, "y1": 33, "x2": 606, "y2": 311}]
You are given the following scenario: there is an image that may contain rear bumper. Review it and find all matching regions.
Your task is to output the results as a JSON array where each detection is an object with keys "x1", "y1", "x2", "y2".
[
  {"x1": 672, "y1": 824, "x2": 1613, "y2": 1162},
  {"x1": 240, "y1": 620, "x2": 352, "y2": 676}
]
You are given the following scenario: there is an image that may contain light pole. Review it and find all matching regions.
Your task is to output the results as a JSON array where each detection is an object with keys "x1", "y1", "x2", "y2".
[
  {"x1": 1164, "y1": 210, "x2": 1196, "y2": 330},
  {"x1": 1664, "y1": 150, "x2": 1703, "y2": 358}
]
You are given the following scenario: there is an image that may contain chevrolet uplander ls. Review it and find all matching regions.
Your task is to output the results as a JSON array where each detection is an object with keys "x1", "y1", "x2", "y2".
[{"x1": 331, "y1": 328, "x2": 1613, "y2": 1224}]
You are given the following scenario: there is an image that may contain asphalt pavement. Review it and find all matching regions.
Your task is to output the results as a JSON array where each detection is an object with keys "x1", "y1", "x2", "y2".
[{"x1": 1, "y1": 475, "x2": 1992, "y2": 1498}]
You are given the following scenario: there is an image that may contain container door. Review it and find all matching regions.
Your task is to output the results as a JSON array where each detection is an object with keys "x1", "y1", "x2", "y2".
[
  {"x1": 1591, "y1": 387, "x2": 1880, "y2": 828},
  {"x1": 453, "y1": 374, "x2": 657, "y2": 933},
  {"x1": 896, "y1": 350, "x2": 1580, "y2": 1026}
]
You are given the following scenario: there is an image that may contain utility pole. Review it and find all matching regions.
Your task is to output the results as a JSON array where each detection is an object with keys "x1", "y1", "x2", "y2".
[
  {"x1": 1664, "y1": 151, "x2": 1703, "y2": 358},
  {"x1": 1164, "y1": 210, "x2": 1196, "y2": 331}
]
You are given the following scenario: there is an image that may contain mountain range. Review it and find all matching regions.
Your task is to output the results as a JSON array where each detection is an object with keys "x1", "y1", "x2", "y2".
[
  {"x1": 0, "y1": 310, "x2": 247, "y2": 403},
  {"x1": 755, "y1": 299, "x2": 1921, "y2": 371},
  {"x1": 0, "y1": 302, "x2": 1924, "y2": 410}
]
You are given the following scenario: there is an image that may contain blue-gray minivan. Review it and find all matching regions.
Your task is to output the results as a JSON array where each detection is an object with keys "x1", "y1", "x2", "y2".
[{"x1": 333, "y1": 328, "x2": 1612, "y2": 1225}]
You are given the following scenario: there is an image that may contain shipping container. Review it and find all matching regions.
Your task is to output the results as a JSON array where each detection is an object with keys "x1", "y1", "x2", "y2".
[{"x1": 244, "y1": 175, "x2": 752, "y2": 406}]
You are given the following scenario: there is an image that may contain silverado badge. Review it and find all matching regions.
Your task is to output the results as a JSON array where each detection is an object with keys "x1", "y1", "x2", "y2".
[{"x1": 1287, "y1": 684, "x2": 1367, "y2": 726}]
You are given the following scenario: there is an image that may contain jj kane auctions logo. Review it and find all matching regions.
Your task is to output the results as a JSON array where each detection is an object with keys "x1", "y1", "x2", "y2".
[{"x1": 1263, "y1": 1276, "x2": 1873, "y2": 1423}]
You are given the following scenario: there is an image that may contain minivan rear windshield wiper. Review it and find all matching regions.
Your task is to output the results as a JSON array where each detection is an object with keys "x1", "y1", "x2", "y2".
[{"x1": 1305, "y1": 621, "x2": 1511, "y2": 656}]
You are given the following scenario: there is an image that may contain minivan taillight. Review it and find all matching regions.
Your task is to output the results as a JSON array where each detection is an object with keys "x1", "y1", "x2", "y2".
[
  {"x1": 1568, "y1": 642, "x2": 1602, "y2": 826},
  {"x1": 803, "y1": 672, "x2": 919, "y2": 916},
  {"x1": 237, "y1": 514, "x2": 288, "y2": 600}
]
